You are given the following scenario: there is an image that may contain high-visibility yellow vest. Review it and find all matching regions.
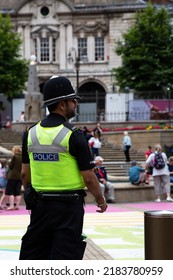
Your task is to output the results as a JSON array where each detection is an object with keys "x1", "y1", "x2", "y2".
[{"x1": 27, "y1": 122, "x2": 85, "y2": 192}]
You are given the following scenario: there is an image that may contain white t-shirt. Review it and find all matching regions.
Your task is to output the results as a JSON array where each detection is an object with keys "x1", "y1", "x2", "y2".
[{"x1": 89, "y1": 137, "x2": 102, "y2": 149}]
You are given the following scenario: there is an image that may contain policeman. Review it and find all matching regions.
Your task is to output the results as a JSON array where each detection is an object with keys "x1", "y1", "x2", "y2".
[{"x1": 19, "y1": 76, "x2": 107, "y2": 260}]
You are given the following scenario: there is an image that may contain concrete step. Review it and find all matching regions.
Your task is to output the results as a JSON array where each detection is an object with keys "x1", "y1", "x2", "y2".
[
  {"x1": 0, "y1": 182, "x2": 155, "y2": 205},
  {"x1": 99, "y1": 143, "x2": 145, "y2": 162},
  {"x1": 0, "y1": 129, "x2": 22, "y2": 152},
  {"x1": 0, "y1": 132, "x2": 146, "y2": 177},
  {"x1": 85, "y1": 182, "x2": 155, "y2": 203},
  {"x1": 98, "y1": 142, "x2": 145, "y2": 176},
  {"x1": 102, "y1": 161, "x2": 146, "y2": 177}
]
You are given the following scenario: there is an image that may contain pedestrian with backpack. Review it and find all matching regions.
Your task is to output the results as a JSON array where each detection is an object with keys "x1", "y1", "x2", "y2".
[{"x1": 146, "y1": 144, "x2": 173, "y2": 202}]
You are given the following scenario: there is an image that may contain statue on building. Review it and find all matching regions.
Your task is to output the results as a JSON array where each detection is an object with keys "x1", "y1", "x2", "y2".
[{"x1": 25, "y1": 55, "x2": 43, "y2": 122}]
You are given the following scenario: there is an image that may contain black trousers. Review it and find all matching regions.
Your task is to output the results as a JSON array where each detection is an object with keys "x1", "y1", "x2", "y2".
[
  {"x1": 124, "y1": 145, "x2": 131, "y2": 162},
  {"x1": 19, "y1": 196, "x2": 86, "y2": 260}
]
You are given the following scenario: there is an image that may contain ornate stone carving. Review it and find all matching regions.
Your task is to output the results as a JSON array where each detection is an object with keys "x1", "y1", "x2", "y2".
[{"x1": 74, "y1": 21, "x2": 109, "y2": 35}]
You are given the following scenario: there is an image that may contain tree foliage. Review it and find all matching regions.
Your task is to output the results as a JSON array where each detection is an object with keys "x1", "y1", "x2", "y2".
[
  {"x1": 112, "y1": 3, "x2": 173, "y2": 98},
  {"x1": 0, "y1": 14, "x2": 29, "y2": 100}
]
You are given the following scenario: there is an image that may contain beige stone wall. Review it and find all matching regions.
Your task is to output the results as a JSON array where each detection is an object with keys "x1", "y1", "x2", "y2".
[
  {"x1": 11, "y1": 120, "x2": 173, "y2": 154},
  {"x1": 103, "y1": 130, "x2": 173, "y2": 153}
]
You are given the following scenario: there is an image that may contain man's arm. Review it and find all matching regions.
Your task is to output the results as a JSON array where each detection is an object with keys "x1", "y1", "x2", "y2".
[
  {"x1": 21, "y1": 127, "x2": 31, "y2": 190},
  {"x1": 81, "y1": 169, "x2": 107, "y2": 213},
  {"x1": 21, "y1": 163, "x2": 31, "y2": 190}
]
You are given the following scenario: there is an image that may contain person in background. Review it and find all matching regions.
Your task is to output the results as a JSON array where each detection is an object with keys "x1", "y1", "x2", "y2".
[
  {"x1": 0, "y1": 158, "x2": 8, "y2": 210},
  {"x1": 94, "y1": 156, "x2": 115, "y2": 203},
  {"x1": 5, "y1": 116, "x2": 11, "y2": 129},
  {"x1": 145, "y1": 146, "x2": 152, "y2": 159},
  {"x1": 93, "y1": 123, "x2": 103, "y2": 139},
  {"x1": 168, "y1": 156, "x2": 173, "y2": 183},
  {"x1": 18, "y1": 111, "x2": 25, "y2": 122},
  {"x1": 82, "y1": 126, "x2": 92, "y2": 142},
  {"x1": 19, "y1": 76, "x2": 107, "y2": 260},
  {"x1": 129, "y1": 160, "x2": 146, "y2": 185},
  {"x1": 5, "y1": 145, "x2": 22, "y2": 210},
  {"x1": 88, "y1": 132, "x2": 102, "y2": 158},
  {"x1": 145, "y1": 146, "x2": 153, "y2": 184},
  {"x1": 146, "y1": 144, "x2": 173, "y2": 202},
  {"x1": 122, "y1": 131, "x2": 131, "y2": 162}
]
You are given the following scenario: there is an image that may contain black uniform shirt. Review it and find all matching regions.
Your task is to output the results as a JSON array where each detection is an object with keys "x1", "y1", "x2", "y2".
[{"x1": 22, "y1": 113, "x2": 95, "y2": 171}]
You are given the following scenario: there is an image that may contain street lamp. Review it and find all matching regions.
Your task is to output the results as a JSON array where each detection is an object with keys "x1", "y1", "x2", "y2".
[
  {"x1": 67, "y1": 47, "x2": 80, "y2": 121},
  {"x1": 67, "y1": 47, "x2": 80, "y2": 96},
  {"x1": 125, "y1": 86, "x2": 129, "y2": 121}
]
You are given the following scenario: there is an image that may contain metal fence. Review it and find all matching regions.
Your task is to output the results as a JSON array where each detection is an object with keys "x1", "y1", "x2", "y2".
[{"x1": 72, "y1": 111, "x2": 171, "y2": 122}]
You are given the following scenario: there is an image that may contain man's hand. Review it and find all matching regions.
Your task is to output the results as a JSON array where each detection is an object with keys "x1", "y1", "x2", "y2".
[
  {"x1": 100, "y1": 178, "x2": 106, "y2": 184},
  {"x1": 81, "y1": 170, "x2": 108, "y2": 213},
  {"x1": 96, "y1": 202, "x2": 108, "y2": 213},
  {"x1": 95, "y1": 196, "x2": 108, "y2": 213}
]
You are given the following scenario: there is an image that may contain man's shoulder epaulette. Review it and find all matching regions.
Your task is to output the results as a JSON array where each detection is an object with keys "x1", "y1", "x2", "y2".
[
  {"x1": 63, "y1": 121, "x2": 78, "y2": 132},
  {"x1": 28, "y1": 122, "x2": 39, "y2": 131}
]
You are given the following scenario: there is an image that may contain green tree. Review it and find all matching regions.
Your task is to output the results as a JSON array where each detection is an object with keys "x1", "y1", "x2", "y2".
[
  {"x1": 112, "y1": 3, "x2": 173, "y2": 98},
  {"x1": 0, "y1": 14, "x2": 29, "y2": 100}
]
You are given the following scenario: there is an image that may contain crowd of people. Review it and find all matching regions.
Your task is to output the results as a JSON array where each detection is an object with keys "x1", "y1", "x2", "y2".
[
  {"x1": 1, "y1": 126, "x2": 173, "y2": 210},
  {"x1": 120, "y1": 131, "x2": 173, "y2": 202},
  {"x1": 127, "y1": 141, "x2": 173, "y2": 202},
  {"x1": 83, "y1": 127, "x2": 172, "y2": 203},
  {"x1": 81, "y1": 124, "x2": 116, "y2": 203},
  {"x1": 1, "y1": 124, "x2": 173, "y2": 209}
]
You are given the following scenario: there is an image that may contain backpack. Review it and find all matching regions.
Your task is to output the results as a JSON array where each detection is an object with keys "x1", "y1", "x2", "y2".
[{"x1": 154, "y1": 152, "x2": 165, "y2": 169}]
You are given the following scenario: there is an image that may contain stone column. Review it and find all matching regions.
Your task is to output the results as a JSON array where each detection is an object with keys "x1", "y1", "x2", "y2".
[
  {"x1": 25, "y1": 56, "x2": 43, "y2": 122},
  {"x1": 59, "y1": 23, "x2": 66, "y2": 70},
  {"x1": 24, "y1": 25, "x2": 31, "y2": 59}
]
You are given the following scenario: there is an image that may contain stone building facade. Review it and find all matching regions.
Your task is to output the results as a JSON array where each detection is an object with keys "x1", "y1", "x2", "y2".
[{"x1": 0, "y1": 0, "x2": 173, "y2": 120}]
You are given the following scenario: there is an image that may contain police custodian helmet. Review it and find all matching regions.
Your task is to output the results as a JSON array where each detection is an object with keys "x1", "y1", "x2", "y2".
[{"x1": 42, "y1": 75, "x2": 82, "y2": 108}]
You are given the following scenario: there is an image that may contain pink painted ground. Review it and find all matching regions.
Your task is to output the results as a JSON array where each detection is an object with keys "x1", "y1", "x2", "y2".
[{"x1": 1, "y1": 201, "x2": 173, "y2": 215}]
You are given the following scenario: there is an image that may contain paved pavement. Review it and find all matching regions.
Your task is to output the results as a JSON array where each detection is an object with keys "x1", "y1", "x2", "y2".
[
  {"x1": 84, "y1": 238, "x2": 113, "y2": 260},
  {"x1": 0, "y1": 201, "x2": 173, "y2": 260},
  {"x1": 84, "y1": 200, "x2": 173, "y2": 260}
]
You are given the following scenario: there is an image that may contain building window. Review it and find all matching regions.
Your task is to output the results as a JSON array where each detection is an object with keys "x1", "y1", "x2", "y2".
[
  {"x1": 78, "y1": 38, "x2": 87, "y2": 61},
  {"x1": 33, "y1": 36, "x2": 57, "y2": 63},
  {"x1": 40, "y1": 38, "x2": 49, "y2": 62},
  {"x1": 95, "y1": 37, "x2": 104, "y2": 61},
  {"x1": 40, "y1": 6, "x2": 50, "y2": 17}
]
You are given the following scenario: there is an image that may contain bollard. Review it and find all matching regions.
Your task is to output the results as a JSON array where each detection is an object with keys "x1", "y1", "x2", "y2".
[{"x1": 144, "y1": 210, "x2": 173, "y2": 260}]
